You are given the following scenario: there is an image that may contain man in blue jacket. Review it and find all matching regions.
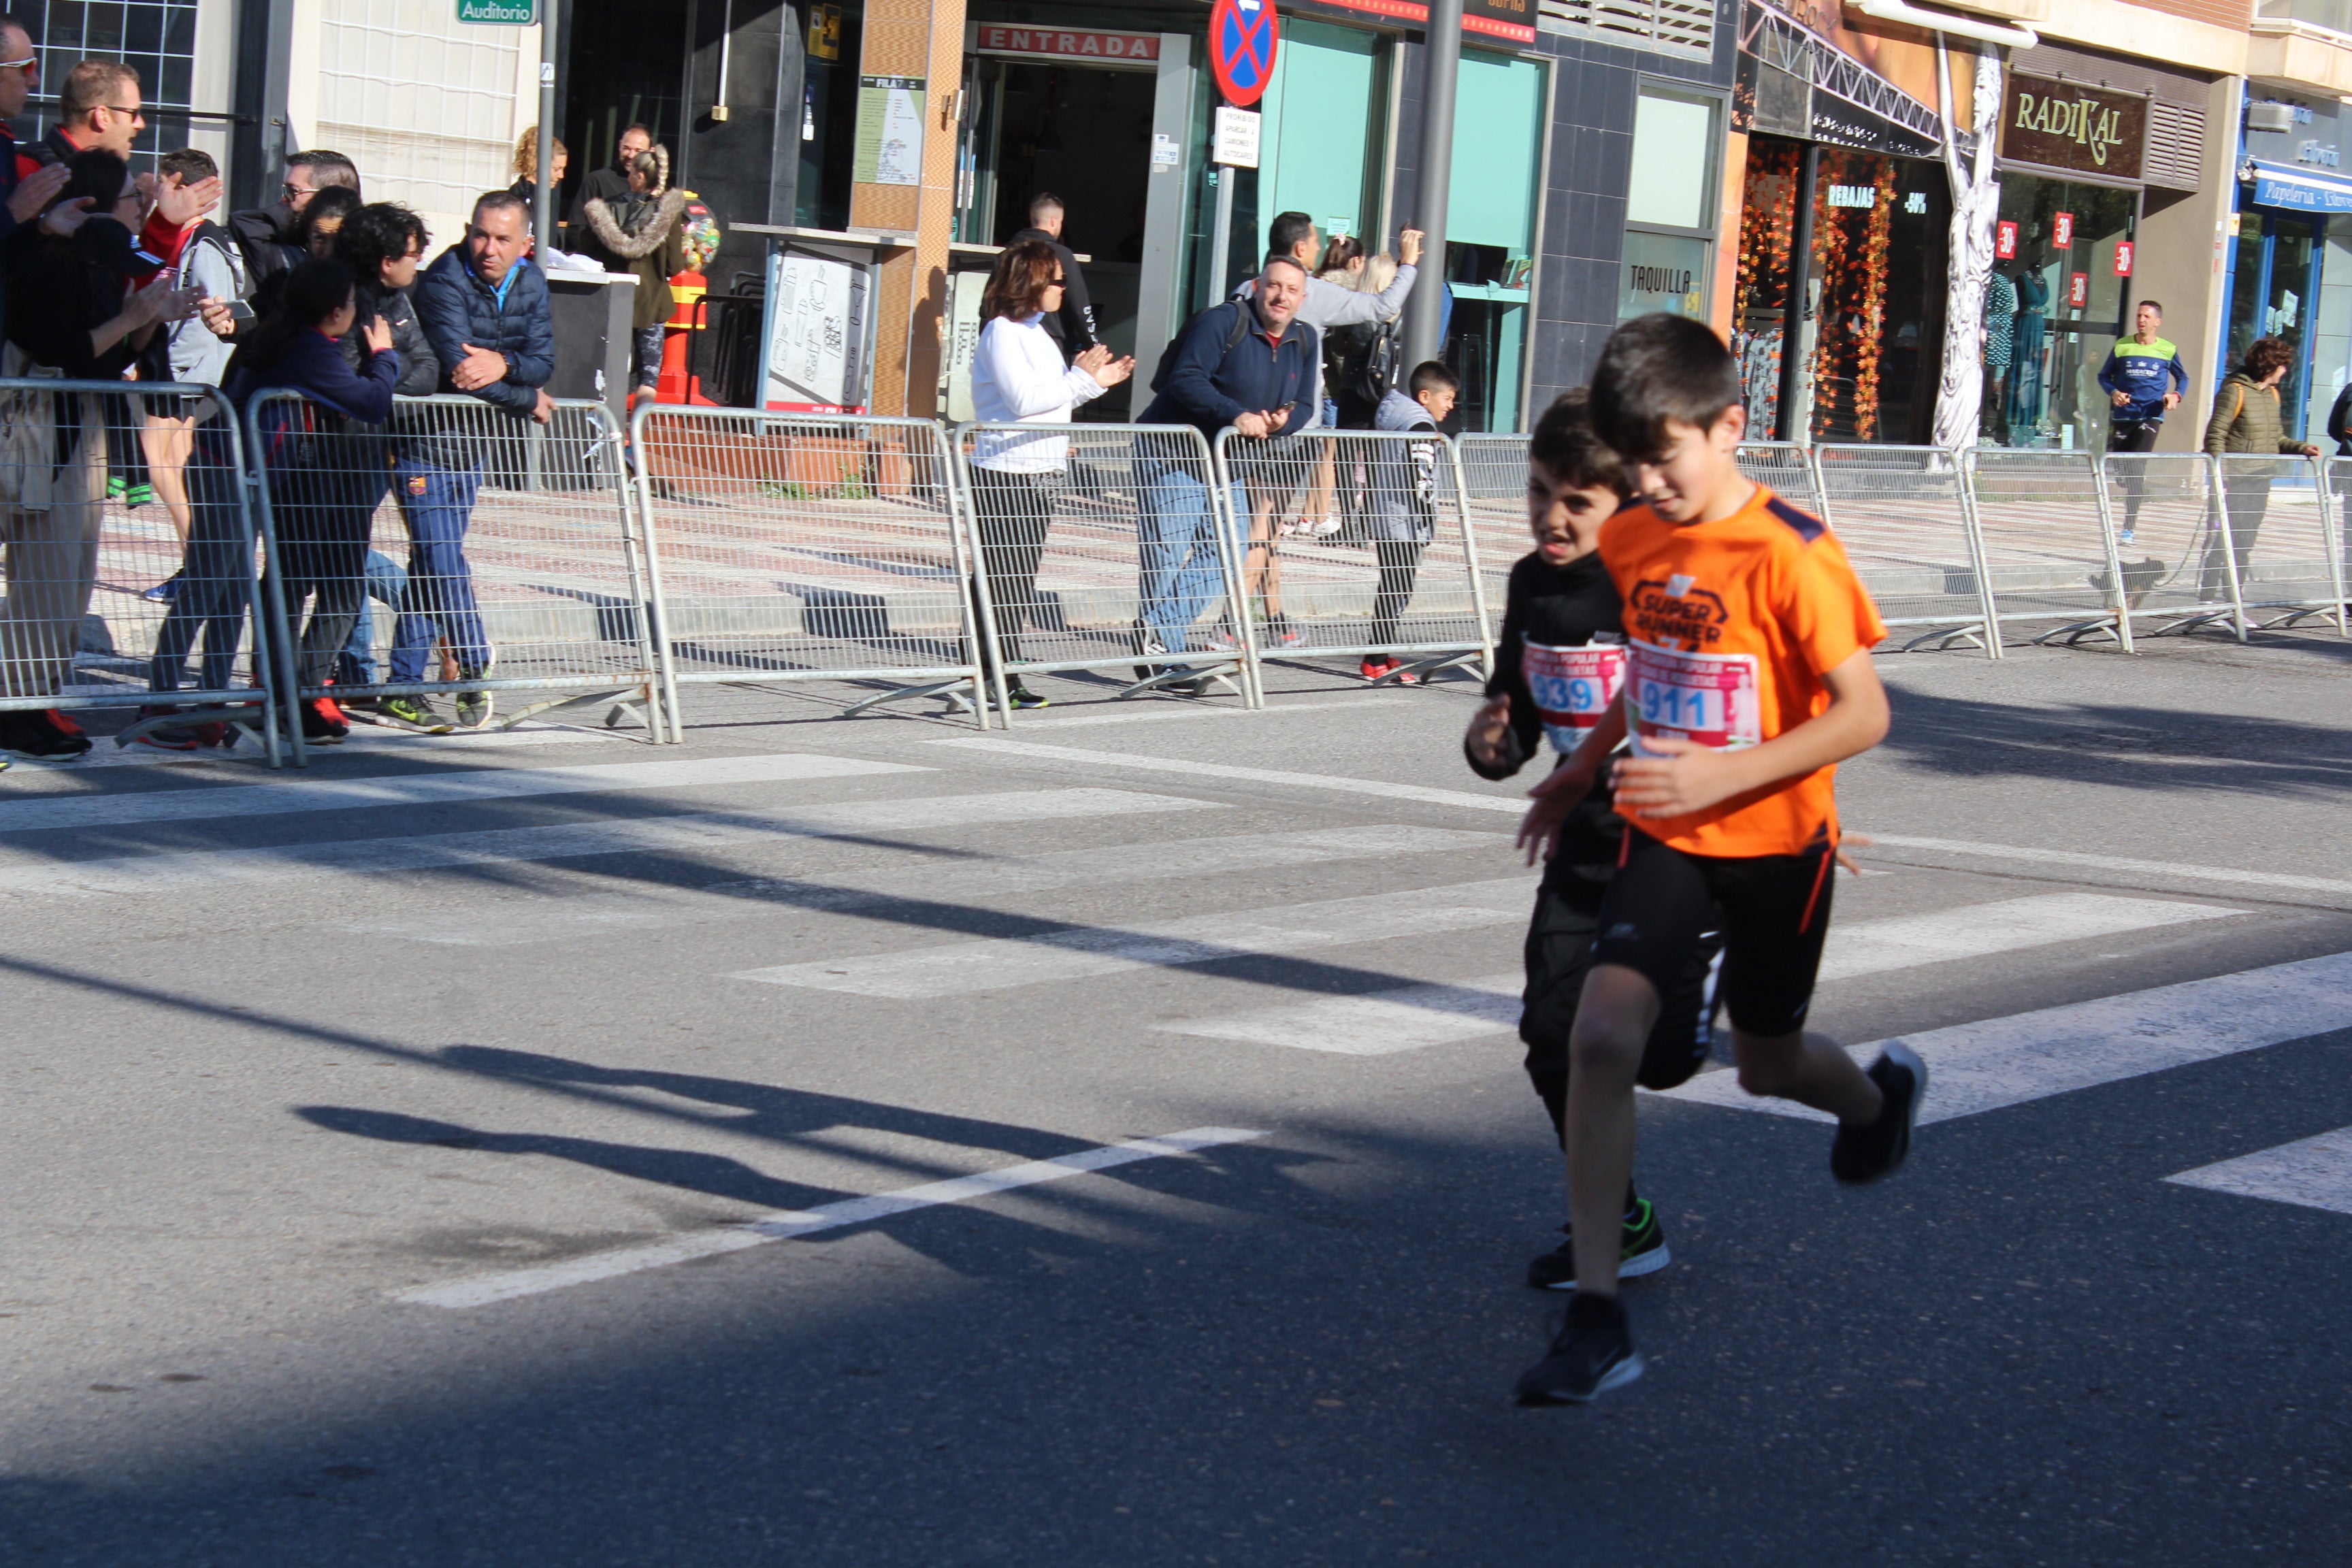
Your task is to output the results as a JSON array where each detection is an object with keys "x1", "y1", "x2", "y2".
[
  {"x1": 2098, "y1": 299, "x2": 2187, "y2": 544},
  {"x1": 1133, "y1": 253, "x2": 1318, "y2": 690},
  {"x1": 385, "y1": 191, "x2": 553, "y2": 730}
]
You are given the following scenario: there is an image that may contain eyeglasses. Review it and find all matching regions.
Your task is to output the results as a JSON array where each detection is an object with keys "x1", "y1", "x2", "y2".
[
  {"x1": 101, "y1": 103, "x2": 144, "y2": 123},
  {"x1": 280, "y1": 182, "x2": 308, "y2": 199},
  {"x1": 1048, "y1": 276, "x2": 1066, "y2": 286}
]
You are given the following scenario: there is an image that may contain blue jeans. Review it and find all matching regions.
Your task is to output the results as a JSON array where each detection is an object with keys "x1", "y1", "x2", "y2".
[
  {"x1": 1137, "y1": 466, "x2": 1245, "y2": 657},
  {"x1": 149, "y1": 431, "x2": 250, "y2": 695},
  {"x1": 336, "y1": 551, "x2": 411, "y2": 687},
  {"x1": 389, "y1": 459, "x2": 491, "y2": 683}
]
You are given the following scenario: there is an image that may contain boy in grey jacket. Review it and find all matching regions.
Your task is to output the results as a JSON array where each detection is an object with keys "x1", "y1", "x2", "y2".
[{"x1": 1361, "y1": 361, "x2": 1458, "y2": 683}]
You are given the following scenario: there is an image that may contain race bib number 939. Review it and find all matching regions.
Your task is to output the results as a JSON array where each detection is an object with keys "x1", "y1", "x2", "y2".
[{"x1": 1524, "y1": 640, "x2": 1626, "y2": 756}]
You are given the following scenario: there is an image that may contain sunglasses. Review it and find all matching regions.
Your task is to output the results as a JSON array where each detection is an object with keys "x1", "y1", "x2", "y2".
[{"x1": 0, "y1": 54, "x2": 35, "y2": 74}]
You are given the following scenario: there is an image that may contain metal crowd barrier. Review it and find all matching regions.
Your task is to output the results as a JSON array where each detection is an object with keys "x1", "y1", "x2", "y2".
[
  {"x1": 0, "y1": 378, "x2": 285, "y2": 762},
  {"x1": 2093, "y1": 453, "x2": 2213, "y2": 644},
  {"x1": 2208, "y1": 455, "x2": 2342, "y2": 637},
  {"x1": 1735, "y1": 440, "x2": 1826, "y2": 518},
  {"x1": 1213, "y1": 426, "x2": 1492, "y2": 687},
  {"x1": 1454, "y1": 431, "x2": 1533, "y2": 662},
  {"x1": 630, "y1": 406, "x2": 990, "y2": 725},
  {"x1": 2313, "y1": 459, "x2": 2352, "y2": 637},
  {"x1": 244, "y1": 391, "x2": 665, "y2": 763},
  {"x1": 1962, "y1": 449, "x2": 2133, "y2": 650},
  {"x1": 953, "y1": 421, "x2": 1254, "y2": 714},
  {"x1": 1811, "y1": 444, "x2": 1997, "y2": 654}
]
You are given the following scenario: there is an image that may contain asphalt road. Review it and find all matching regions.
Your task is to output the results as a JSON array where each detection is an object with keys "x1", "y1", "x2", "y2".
[{"x1": 3, "y1": 632, "x2": 2351, "y2": 1566}]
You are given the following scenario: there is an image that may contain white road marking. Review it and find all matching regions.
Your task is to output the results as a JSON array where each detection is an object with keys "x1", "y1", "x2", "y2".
[
  {"x1": 731, "y1": 877, "x2": 1535, "y2": 998},
  {"x1": 1154, "y1": 895, "x2": 2239, "y2": 1055},
  {"x1": 1659, "y1": 949, "x2": 2352, "y2": 1125},
  {"x1": 1816, "y1": 894, "x2": 2244, "y2": 982},
  {"x1": 0, "y1": 789, "x2": 1222, "y2": 900},
  {"x1": 0, "y1": 753, "x2": 927, "y2": 834},
  {"x1": 1865, "y1": 833, "x2": 2352, "y2": 900},
  {"x1": 52, "y1": 725, "x2": 619, "y2": 770},
  {"x1": 1014, "y1": 698, "x2": 1411, "y2": 730},
  {"x1": 394, "y1": 1126, "x2": 1267, "y2": 1309},
  {"x1": 2166, "y1": 1127, "x2": 2352, "y2": 1216},
  {"x1": 932, "y1": 736, "x2": 1527, "y2": 814},
  {"x1": 356, "y1": 826, "x2": 1501, "y2": 946}
]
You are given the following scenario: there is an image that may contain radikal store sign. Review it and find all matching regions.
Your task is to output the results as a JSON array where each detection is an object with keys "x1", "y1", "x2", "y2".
[{"x1": 1999, "y1": 71, "x2": 2146, "y2": 181}]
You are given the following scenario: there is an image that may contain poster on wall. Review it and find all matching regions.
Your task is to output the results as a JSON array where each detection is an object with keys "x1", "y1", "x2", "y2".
[
  {"x1": 854, "y1": 75, "x2": 925, "y2": 187},
  {"x1": 763, "y1": 246, "x2": 870, "y2": 414}
]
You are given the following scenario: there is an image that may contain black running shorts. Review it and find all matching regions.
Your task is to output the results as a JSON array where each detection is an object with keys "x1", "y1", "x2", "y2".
[
  {"x1": 1520, "y1": 864, "x2": 1725, "y2": 1095},
  {"x1": 1589, "y1": 828, "x2": 1835, "y2": 1039}
]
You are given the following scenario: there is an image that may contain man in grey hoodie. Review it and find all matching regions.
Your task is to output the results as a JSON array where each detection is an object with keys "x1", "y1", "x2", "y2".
[{"x1": 1361, "y1": 359, "x2": 1459, "y2": 683}]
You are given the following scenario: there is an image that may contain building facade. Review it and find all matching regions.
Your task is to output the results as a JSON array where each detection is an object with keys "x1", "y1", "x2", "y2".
[{"x1": 20, "y1": 0, "x2": 2352, "y2": 438}]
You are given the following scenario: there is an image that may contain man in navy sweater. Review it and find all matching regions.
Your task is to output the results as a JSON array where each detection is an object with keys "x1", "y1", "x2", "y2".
[
  {"x1": 1133, "y1": 254, "x2": 1318, "y2": 689},
  {"x1": 386, "y1": 191, "x2": 553, "y2": 731}
]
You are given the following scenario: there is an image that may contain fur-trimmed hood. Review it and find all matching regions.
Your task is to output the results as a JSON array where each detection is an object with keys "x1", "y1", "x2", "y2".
[{"x1": 581, "y1": 144, "x2": 681, "y2": 259}]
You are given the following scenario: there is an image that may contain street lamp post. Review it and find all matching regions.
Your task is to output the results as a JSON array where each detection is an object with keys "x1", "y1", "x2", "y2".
[{"x1": 1402, "y1": 0, "x2": 1461, "y2": 369}]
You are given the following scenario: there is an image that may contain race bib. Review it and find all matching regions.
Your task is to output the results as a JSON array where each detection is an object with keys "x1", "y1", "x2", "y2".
[
  {"x1": 1523, "y1": 639, "x2": 1626, "y2": 756},
  {"x1": 1629, "y1": 639, "x2": 1761, "y2": 753}
]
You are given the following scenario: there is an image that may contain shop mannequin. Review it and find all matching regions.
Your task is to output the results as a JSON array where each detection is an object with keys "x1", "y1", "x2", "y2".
[
  {"x1": 2009, "y1": 255, "x2": 2050, "y2": 433},
  {"x1": 1982, "y1": 268, "x2": 2016, "y2": 442}
]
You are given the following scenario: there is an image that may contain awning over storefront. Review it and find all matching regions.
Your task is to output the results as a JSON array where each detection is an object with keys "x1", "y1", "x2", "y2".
[{"x1": 2247, "y1": 159, "x2": 2352, "y2": 216}]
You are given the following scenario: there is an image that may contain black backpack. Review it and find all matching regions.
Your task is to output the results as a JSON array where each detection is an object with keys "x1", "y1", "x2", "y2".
[
  {"x1": 1148, "y1": 299, "x2": 1255, "y2": 393},
  {"x1": 1345, "y1": 319, "x2": 1402, "y2": 408}
]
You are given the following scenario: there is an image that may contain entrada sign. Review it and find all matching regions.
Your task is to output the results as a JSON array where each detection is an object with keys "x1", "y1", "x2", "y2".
[{"x1": 2000, "y1": 71, "x2": 2146, "y2": 181}]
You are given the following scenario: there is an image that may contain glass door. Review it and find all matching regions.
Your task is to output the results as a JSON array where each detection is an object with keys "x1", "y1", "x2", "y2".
[{"x1": 2223, "y1": 210, "x2": 2321, "y2": 438}]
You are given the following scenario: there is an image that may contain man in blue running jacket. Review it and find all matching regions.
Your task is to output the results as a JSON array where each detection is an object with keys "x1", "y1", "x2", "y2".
[{"x1": 2099, "y1": 301, "x2": 2189, "y2": 542}]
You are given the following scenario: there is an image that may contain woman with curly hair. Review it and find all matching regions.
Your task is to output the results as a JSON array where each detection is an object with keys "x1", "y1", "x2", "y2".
[{"x1": 2201, "y1": 335, "x2": 2319, "y2": 603}]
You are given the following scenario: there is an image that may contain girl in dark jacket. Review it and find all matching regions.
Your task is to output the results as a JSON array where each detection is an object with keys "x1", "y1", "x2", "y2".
[{"x1": 226, "y1": 259, "x2": 400, "y2": 742}]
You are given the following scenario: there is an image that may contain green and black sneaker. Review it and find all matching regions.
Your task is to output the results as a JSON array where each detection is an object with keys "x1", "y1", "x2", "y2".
[
  {"x1": 378, "y1": 695, "x2": 455, "y2": 734},
  {"x1": 453, "y1": 649, "x2": 497, "y2": 730},
  {"x1": 1006, "y1": 685, "x2": 1049, "y2": 710},
  {"x1": 1526, "y1": 1198, "x2": 1671, "y2": 1291}
]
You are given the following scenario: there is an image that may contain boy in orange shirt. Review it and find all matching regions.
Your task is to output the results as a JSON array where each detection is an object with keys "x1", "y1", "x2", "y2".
[{"x1": 1512, "y1": 314, "x2": 1924, "y2": 1406}]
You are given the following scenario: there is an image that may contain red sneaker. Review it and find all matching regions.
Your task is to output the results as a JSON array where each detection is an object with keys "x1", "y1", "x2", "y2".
[{"x1": 303, "y1": 697, "x2": 350, "y2": 744}]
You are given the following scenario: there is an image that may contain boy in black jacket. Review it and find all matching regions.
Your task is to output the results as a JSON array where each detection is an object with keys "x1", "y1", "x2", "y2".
[{"x1": 1464, "y1": 388, "x2": 1722, "y2": 1292}]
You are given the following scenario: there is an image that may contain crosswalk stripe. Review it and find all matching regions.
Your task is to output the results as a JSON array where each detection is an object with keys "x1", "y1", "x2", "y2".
[
  {"x1": 2165, "y1": 1128, "x2": 2352, "y2": 1217},
  {"x1": 1014, "y1": 698, "x2": 1412, "y2": 729},
  {"x1": 932, "y1": 736, "x2": 1529, "y2": 814},
  {"x1": 0, "y1": 788, "x2": 1224, "y2": 900},
  {"x1": 1816, "y1": 893, "x2": 2244, "y2": 981},
  {"x1": 1658, "y1": 949, "x2": 2352, "y2": 1125},
  {"x1": 45, "y1": 725, "x2": 619, "y2": 770},
  {"x1": 395, "y1": 1126, "x2": 1268, "y2": 1309},
  {"x1": 1152, "y1": 894, "x2": 2240, "y2": 1055},
  {"x1": 0, "y1": 753, "x2": 928, "y2": 834},
  {"x1": 353, "y1": 825, "x2": 1502, "y2": 947},
  {"x1": 1865, "y1": 833, "x2": 2352, "y2": 901},
  {"x1": 730, "y1": 877, "x2": 1535, "y2": 999}
]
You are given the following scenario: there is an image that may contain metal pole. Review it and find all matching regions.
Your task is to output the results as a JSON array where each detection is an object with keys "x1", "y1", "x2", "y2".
[
  {"x1": 1401, "y1": 0, "x2": 1460, "y2": 370},
  {"x1": 1209, "y1": 166, "x2": 1235, "y2": 301},
  {"x1": 534, "y1": 1, "x2": 557, "y2": 261}
]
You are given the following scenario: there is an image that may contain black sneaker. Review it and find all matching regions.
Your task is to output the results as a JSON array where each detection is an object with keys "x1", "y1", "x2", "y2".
[
  {"x1": 1132, "y1": 621, "x2": 1170, "y2": 681},
  {"x1": 1006, "y1": 685, "x2": 1049, "y2": 710},
  {"x1": 0, "y1": 708, "x2": 93, "y2": 761},
  {"x1": 1830, "y1": 1042, "x2": 1928, "y2": 1185},
  {"x1": 1527, "y1": 1199, "x2": 1671, "y2": 1291},
  {"x1": 1514, "y1": 1292, "x2": 1645, "y2": 1407},
  {"x1": 454, "y1": 649, "x2": 497, "y2": 730},
  {"x1": 301, "y1": 696, "x2": 350, "y2": 745}
]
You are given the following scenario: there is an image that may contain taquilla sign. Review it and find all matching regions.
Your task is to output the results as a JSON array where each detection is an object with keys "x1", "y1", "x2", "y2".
[{"x1": 2000, "y1": 71, "x2": 2146, "y2": 181}]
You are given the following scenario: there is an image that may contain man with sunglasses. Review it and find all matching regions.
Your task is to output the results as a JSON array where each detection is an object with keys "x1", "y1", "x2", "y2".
[
  {"x1": 0, "y1": 20, "x2": 73, "y2": 270},
  {"x1": 229, "y1": 150, "x2": 359, "y2": 287},
  {"x1": 10, "y1": 59, "x2": 216, "y2": 282}
]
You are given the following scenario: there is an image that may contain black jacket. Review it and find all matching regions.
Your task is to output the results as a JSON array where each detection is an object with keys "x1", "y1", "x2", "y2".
[
  {"x1": 2328, "y1": 381, "x2": 2352, "y2": 457},
  {"x1": 566, "y1": 167, "x2": 634, "y2": 269},
  {"x1": 1008, "y1": 226, "x2": 1096, "y2": 360},
  {"x1": 3, "y1": 220, "x2": 135, "y2": 378},
  {"x1": 227, "y1": 202, "x2": 301, "y2": 289},
  {"x1": 1467, "y1": 549, "x2": 1631, "y2": 881},
  {"x1": 340, "y1": 282, "x2": 440, "y2": 397}
]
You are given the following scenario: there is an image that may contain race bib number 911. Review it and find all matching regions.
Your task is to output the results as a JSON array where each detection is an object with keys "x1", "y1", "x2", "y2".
[
  {"x1": 1523, "y1": 639, "x2": 1626, "y2": 756},
  {"x1": 1629, "y1": 639, "x2": 1761, "y2": 752}
]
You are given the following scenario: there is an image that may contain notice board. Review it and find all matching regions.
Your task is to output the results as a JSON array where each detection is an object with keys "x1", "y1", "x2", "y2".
[{"x1": 761, "y1": 241, "x2": 873, "y2": 414}]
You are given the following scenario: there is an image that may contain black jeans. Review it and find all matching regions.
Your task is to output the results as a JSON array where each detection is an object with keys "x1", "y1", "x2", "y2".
[
  {"x1": 966, "y1": 466, "x2": 1053, "y2": 681},
  {"x1": 2106, "y1": 417, "x2": 2161, "y2": 531},
  {"x1": 1370, "y1": 537, "x2": 1426, "y2": 649}
]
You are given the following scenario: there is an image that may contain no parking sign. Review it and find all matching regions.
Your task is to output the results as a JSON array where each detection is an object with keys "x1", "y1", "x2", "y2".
[{"x1": 1209, "y1": 0, "x2": 1279, "y2": 107}]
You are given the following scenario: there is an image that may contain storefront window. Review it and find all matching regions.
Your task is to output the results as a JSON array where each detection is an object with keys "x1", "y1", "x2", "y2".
[
  {"x1": 1985, "y1": 176, "x2": 2136, "y2": 448},
  {"x1": 2223, "y1": 210, "x2": 2321, "y2": 438},
  {"x1": 1620, "y1": 84, "x2": 1720, "y2": 340},
  {"x1": 1803, "y1": 148, "x2": 1948, "y2": 443},
  {"x1": 1733, "y1": 135, "x2": 1802, "y2": 436}
]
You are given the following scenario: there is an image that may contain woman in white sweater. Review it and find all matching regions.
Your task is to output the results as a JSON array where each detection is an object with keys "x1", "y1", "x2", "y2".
[{"x1": 968, "y1": 239, "x2": 1133, "y2": 708}]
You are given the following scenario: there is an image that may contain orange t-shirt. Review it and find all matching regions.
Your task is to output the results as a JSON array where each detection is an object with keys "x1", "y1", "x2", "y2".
[{"x1": 1599, "y1": 483, "x2": 1886, "y2": 859}]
